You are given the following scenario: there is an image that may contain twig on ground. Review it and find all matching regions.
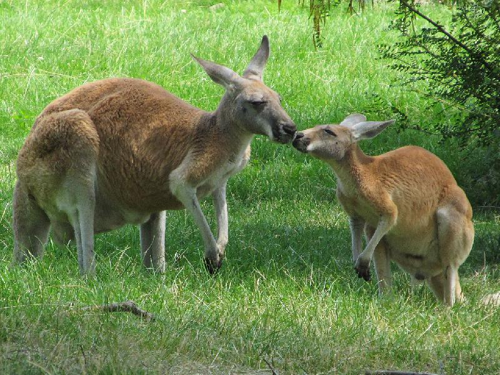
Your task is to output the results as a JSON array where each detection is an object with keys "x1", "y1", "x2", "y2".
[
  {"x1": 81, "y1": 300, "x2": 155, "y2": 321},
  {"x1": 79, "y1": 344, "x2": 88, "y2": 368},
  {"x1": 366, "y1": 371, "x2": 438, "y2": 375},
  {"x1": 263, "y1": 357, "x2": 279, "y2": 375}
]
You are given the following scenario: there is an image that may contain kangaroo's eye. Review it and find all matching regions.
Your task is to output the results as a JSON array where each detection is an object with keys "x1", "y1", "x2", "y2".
[
  {"x1": 250, "y1": 100, "x2": 267, "y2": 107},
  {"x1": 324, "y1": 128, "x2": 337, "y2": 137}
]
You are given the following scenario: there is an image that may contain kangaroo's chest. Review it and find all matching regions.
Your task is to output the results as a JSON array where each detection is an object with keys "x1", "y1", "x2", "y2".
[
  {"x1": 337, "y1": 184, "x2": 381, "y2": 227},
  {"x1": 196, "y1": 151, "x2": 250, "y2": 197}
]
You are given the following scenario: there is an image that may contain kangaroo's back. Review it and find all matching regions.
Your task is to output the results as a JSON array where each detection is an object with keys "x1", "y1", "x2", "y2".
[
  {"x1": 373, "y1": 146, "x2": 459, "y2": 216},
  {"x1": 41, "y1": 78, "x2": 203, "y2": 164}
]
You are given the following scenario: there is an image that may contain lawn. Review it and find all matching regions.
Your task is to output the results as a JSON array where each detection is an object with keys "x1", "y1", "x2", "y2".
[{"x1": 0, "y1": 0, "x2": 499, "y2": 374}]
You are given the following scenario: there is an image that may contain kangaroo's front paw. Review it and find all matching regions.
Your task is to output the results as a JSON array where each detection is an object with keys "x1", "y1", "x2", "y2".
[
  {"x1": 204, "y1": 256, "x2": 223, "y2": 275},
  {"x1": 355, "y1": 258, "x2": 371, "y2": 281},
  {"x1": 216, "y1": 243, "x2": 226, "y2": 261}
]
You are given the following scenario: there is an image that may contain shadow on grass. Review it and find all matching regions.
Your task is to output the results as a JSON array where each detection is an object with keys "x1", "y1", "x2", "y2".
[
  {"x1": 5, "y1": 201, "x2": 497, "y2": 293},
  {"x1": 230, "y1": 216, "x2": 499, "y2": 283}
]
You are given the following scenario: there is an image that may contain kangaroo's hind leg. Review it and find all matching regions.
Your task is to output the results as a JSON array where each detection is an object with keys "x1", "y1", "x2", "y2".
[
  {"x1": 434, "y1": 189, "x2": 474, "y2": 306},
  {"x1": 17, "y1": 109, "x2": 100, "y2": 275},
  {"x1": 51, "y1": 110, "x2": 99, "y2": 275},
  {"x1": 62, "y1": 179, "x2": 96, "y2": 275},
  {"x1": 13, "y1": 181, "x2": 50, "y2": 264},
  {"x1": 428, "y1": 271, "x2": 445, "y2": 302}
]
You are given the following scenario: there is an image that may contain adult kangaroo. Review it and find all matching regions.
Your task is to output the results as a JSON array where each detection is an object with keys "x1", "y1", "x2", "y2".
[{"x1": 13, "y1": 36, "x2": 296, "y2": 275}]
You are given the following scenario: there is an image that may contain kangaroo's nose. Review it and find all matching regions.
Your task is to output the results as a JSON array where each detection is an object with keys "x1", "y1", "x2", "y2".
[
  {"x1": 283, "y1": 123, "x2": 297, "y2": 135},
  {"x1": 294, "y1": 132, "x2": 304, "y2": 140}
]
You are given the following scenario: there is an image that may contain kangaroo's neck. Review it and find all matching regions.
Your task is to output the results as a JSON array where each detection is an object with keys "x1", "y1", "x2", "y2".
[
  {"x1": 205, "y1": 94, "x2": 254, "y2": 150},
  {"x1": 326, "y1": 144, "x2": 374, "y2": 192}
]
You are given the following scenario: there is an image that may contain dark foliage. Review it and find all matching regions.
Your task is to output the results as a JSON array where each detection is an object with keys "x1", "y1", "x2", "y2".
[{"x1": 381, "y1": 0, "x2": 500, "y2": 206}]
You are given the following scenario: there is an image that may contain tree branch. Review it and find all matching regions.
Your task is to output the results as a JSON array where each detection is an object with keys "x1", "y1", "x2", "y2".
[{"x1": 399, "y1": 0, "x2": 497, "y2": 75}]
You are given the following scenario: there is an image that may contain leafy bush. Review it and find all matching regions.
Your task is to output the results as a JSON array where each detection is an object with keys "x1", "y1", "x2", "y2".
[{"x1": 381, "y1": 0, "x2": 500, "y2": 207}]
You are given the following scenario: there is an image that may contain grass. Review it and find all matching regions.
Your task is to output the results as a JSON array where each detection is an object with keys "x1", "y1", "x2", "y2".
[{"x1": 1, "y1": 0, "x2": 499, "y2": 373}]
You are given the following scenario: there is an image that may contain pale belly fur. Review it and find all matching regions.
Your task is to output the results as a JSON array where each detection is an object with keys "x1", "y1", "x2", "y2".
[{"x1": 384, "y1": 228, "x2": 444, "y2": 280}]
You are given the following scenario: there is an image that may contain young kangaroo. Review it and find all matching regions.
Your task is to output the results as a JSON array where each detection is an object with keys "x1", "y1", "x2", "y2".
[
  {"x1": 293, "y1": 114, "x2": 474, "y2": 306},
  {"x1": 13, "y1": 36, "x2": 296, "y2": 275}
]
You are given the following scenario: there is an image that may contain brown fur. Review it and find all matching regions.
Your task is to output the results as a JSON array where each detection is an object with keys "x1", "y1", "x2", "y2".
[
  {"x1": 13, "y1": 36, "x2": 296, "y2": 275},
  {"x1": 293, "y1": 114, "x2": 474, "y2": 306}
]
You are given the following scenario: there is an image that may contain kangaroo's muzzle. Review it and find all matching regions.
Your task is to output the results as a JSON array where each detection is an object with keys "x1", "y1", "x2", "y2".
[{"x1": 292, "y1": 132, "x2": 309, "y2": 152}]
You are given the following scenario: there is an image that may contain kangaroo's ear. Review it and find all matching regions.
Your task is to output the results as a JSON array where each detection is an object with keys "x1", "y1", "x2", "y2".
[
  {"x1": 351, "y1": 120, "x2": 395, "y2": 141},
  {"x1": 340, "y1": 113, "x2": 367, "y2": 128},
  {"x1": 192, "y1": 55, "x2": 243, "y2": 90},
  {"x1": 243, "y1": 35, "x2": 270, "y2": 80}
]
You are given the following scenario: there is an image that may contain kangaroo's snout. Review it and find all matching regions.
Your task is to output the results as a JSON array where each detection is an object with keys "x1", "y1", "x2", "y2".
[
  {"x1": 283, "y1": 122, "x2": 296, "y2": 135},
  {"x1": 292, "y1": 131, "x2": 308, "y2": 152},
  {"x1": 274, "y1": 121, "x2": 297, "y2": 144},
  {"x1": 294, "y1": 132, "x2": 304, "y2": 140}
]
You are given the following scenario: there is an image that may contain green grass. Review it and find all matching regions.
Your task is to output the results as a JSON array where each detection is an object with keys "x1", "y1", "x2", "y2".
[{"x1": 1, "y1": 0, "x2": 499, "y2": 373}]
